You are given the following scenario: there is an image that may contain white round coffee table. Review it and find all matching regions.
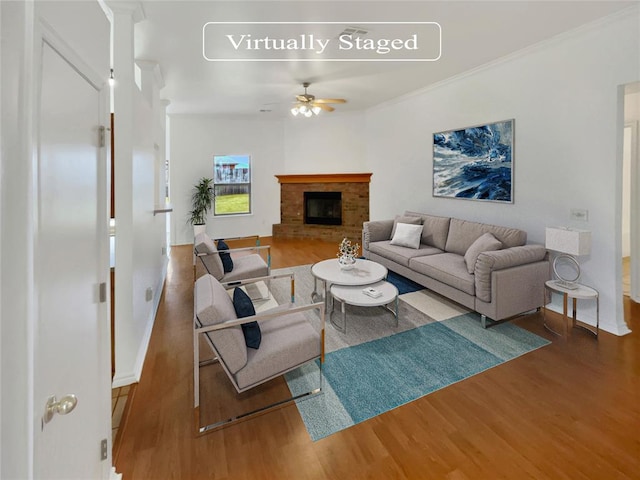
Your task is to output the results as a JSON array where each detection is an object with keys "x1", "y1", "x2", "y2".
[
  {"x1": 310, "y1": 258, "x2": 388, "y2": 311},
  {"x1": 330, "y1": 280, "x2": 399, "y2": 333}
]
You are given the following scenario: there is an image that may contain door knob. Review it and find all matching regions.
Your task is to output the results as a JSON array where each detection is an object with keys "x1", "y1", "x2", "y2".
[{"x1": 43, "y1": 394, "x2": 78, "y2": 424}]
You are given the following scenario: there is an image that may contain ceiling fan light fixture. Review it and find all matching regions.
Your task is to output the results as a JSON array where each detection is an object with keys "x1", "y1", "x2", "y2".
[{"x1": 291, "y1": 84, "x2": 345, "y2": 117}]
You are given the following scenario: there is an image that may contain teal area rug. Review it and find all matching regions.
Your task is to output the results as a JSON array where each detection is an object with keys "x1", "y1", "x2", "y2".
[{"x1": 272, "y1": 265, "x2": 550, "y2": 441}]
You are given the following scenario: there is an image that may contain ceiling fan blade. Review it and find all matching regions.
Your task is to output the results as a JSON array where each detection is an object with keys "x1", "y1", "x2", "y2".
[
  {"x1": 314, "y1": 103, "x2": 335, "y2": 112},
  {"x1": 314, "y1": 98, "x2": 346, "y2": 104}
]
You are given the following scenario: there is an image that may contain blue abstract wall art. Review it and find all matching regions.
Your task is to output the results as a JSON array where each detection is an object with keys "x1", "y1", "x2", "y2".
[{"x1": 433, "y1": 119, "x2": 514, "y2": 203}]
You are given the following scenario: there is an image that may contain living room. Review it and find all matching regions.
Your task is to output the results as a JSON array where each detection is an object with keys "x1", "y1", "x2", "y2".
[
  {"x1": 2, "y1": 1, "x2": 639, "y2": 479},
  {"x1": 170, "y1": 5, "x2": 639, "y2": 339}
]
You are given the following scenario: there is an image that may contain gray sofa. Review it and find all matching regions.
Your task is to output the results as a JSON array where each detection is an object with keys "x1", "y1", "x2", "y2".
[{"x1": 362, "y1": 211, "x2": 550, "y2": 327}]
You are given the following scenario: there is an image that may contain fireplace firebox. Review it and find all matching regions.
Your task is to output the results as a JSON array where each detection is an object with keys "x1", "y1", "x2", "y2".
[{"x1": 304, "y1": 191, "x2": 342, "y2": 225}]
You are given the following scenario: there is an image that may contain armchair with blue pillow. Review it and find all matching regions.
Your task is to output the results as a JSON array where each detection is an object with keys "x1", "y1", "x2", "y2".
[
  {"x1": 193, "y1": 271, "x2": 324, "y2": 433},
  {"x1": 193, "y1": 232, "x2": 271, "y2": 283}
]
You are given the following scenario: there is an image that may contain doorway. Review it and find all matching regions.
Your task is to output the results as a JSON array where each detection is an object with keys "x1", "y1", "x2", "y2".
[{"x1": 622, "y1": 83, "x2": 640, "y2": 305}]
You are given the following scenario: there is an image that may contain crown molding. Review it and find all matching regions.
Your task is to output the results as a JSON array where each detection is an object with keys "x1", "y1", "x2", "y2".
[
  {"x1": 369, "y1": 5, "x2": 639, "y2": 114},
  {"x1": 104, "y1": 1, "x2": 145, "y2": 24}
]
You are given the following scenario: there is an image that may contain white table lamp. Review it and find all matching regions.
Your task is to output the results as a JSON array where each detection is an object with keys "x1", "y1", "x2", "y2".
[{"x1": 545, "y1": 227, "x2": 591, "y2": 289}]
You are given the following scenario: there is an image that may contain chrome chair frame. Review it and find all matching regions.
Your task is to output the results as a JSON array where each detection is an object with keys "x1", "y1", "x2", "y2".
[{"x1": 193, "y1": 272, "x2": 324, "y2": 434}]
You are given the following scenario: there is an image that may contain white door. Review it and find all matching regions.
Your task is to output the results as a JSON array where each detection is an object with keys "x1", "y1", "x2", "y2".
[{"x1": 33, "y1": 33, "x2": 110, "y2": 479}]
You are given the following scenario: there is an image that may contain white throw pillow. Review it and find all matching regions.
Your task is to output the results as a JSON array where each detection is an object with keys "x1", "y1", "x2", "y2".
[
  {"x1": 390, "y1": 223, "x2": 424, "y2": 249},
  {"x1": 464, "y1": 232, "x2": 503, "y2": 274}
]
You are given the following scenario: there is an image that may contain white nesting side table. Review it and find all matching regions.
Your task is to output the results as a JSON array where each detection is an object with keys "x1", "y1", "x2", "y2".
[
  {"x1": 310, "y1": 258, "x2": 388, "y2": 311},
  {"x1": 330, "y1": 280, "x2": 399, "y2": 333},
  {"x1": 543, "y1": 280, "x2": 599, "y2": 339}
]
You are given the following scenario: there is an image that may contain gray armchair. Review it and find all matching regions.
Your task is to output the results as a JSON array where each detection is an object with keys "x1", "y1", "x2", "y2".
[
  {"x1": 193, "y1": 232, "x2": 271, "y2": 283},
  {"x1": 193, "y1": 272, "x2": 324, "y2": 433}
]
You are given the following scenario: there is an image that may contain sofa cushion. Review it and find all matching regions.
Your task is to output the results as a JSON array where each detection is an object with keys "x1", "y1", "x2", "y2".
[
  {"x1": 409, "y1": 253, "x2": 475, "y2": 295},
  {"x1": 404, "y1": 211, "x2": 451, "y2": 250},
  {"x1": 234, "y1": 311, "x2": 321, "y2": 391},
  {"x1": 445, "y1": 218, "x2": 527, "y2": 255},
  {"x1": 217, "y1": 239, "x2": 234, "y2": 273},
  {"x1": 390, "y1": 223, "x2": 423, "y2": 249},
  {"x1": 464, "y1": 232, "x2": 503, "y2": 274},
  {"x1": 363, "y1": 219, "x2": 394, "y2": 246},
  {"x1": 369, "y1": 241, "x2": 443, "y2": 267},
  {"x1": 391, "y1": 215, "x2": 423, "y2": 238},
  {"x1": 194, "y1": 233, "x2": 224, "y2": 280},
  {"x1": 195, "y1": 274, "x2": 247, "y2": 374},
  {"x1": 233, "y1": 288, "x2": 261, "y2": 349},
  {"x1": 220, "y1": 254, "x2": 269, "y2": 282}
]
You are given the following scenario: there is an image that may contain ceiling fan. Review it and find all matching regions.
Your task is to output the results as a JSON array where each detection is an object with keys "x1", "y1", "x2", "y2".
[{"x1": 291, "y1": 82, "x2": 346, "y2": 117}]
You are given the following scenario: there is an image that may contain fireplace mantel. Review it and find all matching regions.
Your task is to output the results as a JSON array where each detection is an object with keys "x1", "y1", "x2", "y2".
[
  {"x1": 272, "y1": 173, "x2": 371, "y2": 242},
  {"x1": 275, "y1": 173, "x2": 372, "y2": 184}
]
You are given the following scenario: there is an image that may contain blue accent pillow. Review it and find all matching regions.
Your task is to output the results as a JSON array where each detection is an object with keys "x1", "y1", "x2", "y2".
[
  {"x1": 233, "y1": 288, "x2": 261, "y2": 349},
  {"x1": 216, "y1": 239, "x2": 234, "y2": 273}
]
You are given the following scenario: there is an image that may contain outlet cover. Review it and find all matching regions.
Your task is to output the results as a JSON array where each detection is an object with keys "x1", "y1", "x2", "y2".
[
  {"x1": 145, "y1": 287, "x2": 153, "y2": 302},
  {"x1": 570, "y1": 208, "x2": 589, "y2": 222}
]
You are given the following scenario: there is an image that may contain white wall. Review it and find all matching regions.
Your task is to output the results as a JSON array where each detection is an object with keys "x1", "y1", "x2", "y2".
[
  {"x1": 111, "y1": 6, "x2": 168, "y2": 387},
  {"x1": 365, "y1": 9, "x2": 639, "y2": 335},
  {"x1": 283, "y1": 111, "x2": 367, "y2": 173},
  {"x1": 170, "y1": 115, "x2": 285, "y2": 245},
  {"x1": 169, "y1": 111, "x2": 367, "y2": 245},
  {"x1": 113, "y1": 85, "x2": 168, "y2": 387}
]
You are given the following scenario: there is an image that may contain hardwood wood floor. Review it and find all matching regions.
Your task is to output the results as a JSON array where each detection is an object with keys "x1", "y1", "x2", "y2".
[{"x1": 114, "y1": 238, "x2": 639, "y2": 480}]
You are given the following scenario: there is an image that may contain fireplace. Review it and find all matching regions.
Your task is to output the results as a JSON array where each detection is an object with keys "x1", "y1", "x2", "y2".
[
  {"x1": 304, "y1": 191, "x2": 342, "y2": 225},
  {"x1": 273, "y1": 173, "x2": 372, "y2": 242}
]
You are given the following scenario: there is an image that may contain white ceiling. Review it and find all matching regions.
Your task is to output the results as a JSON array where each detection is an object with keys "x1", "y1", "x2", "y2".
[{"x1": 133, "y1": 1, "x2": 636, "y2": 117}]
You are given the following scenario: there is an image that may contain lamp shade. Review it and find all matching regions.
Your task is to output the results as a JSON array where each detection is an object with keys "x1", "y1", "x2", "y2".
[{"x1": 545, "y1": 227, "x2": 591, "y2": 256}]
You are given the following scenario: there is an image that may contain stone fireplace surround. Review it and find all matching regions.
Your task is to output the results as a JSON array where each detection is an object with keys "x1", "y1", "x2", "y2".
[{"x1": 272, "y1": 173, "x2": 372, "y2": 243}]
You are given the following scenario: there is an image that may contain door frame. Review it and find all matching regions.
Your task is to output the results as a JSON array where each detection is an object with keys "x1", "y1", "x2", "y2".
[
  {"x1": 626, "y1": 120, "x2": 639, "y2": 303},
  {"x1": 1, "y1": 1, "x2": 38, "y2": 477}
]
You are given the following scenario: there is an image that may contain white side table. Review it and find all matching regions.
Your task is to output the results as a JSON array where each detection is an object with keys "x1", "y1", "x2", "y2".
[
  {"x1": 543, "y1": 280, "x2": 599, "y2": 339},
  {"x1": 330, "y1": 280, "x2": 399, "y2": 333},
  {"x1": 310, "y1": 258, "x2": 388, "y2": 311}
]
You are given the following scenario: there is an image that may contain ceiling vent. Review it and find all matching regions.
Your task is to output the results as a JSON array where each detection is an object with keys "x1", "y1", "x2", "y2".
[{"x1": 337, "y1": 26, "x2": 368, "y2": 38}]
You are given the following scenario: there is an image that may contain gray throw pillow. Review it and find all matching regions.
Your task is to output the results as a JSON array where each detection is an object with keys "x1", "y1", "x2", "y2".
[
  {"x1": 391, "y1": 215, "x2": 423, "y2": 238},
  {"x1": 464, "y1": 232, "x2": 503, "y2": 274}
]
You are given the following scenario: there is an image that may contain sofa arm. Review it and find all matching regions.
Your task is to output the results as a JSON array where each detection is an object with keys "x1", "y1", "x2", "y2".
[
  {"x1": 474, "y1": 245, "x2": 548, "y2": 303},
  {"x1": 362, "y1": 219, "x2": 394, "y2": 250}
]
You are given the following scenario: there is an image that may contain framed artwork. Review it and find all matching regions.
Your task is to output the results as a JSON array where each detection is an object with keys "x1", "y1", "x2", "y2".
[{"x1": 433, "y1": 119, "x2": 514, "y2": 203}]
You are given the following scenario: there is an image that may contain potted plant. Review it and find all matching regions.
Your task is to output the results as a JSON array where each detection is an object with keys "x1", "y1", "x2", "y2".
[{"x1": 188, "y1": 177, "x2": 215, "y2": 236}]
